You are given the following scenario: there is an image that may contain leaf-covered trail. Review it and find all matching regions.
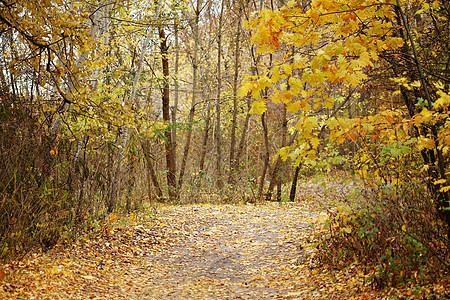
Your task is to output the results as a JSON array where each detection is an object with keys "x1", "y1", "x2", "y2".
[
  {"x1": 145, "y1": 204, "x2": 322, "y2": 299},
  {"x1": 1, "y1": 202, "x2": 375, "y2": 299}
]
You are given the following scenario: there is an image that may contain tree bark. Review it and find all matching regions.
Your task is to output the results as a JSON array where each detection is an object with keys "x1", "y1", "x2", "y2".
[
  {"x1": 265, "y1": 103, "x2": 287, "y2": 201},
  {"x1": 214, "y1": 0, "x2": 225, "y2": 189},
  {"x1": 171, "y1": 12, "x2": 180, "y2": 168},
  {"x1": 257, "y1": 112, "x2": 270, "y2": 200},
  {"x1": 178, "y1": 0, "x2": 202, "y2": 192},
  {"x1": 394, "y1": 2, "x2": 450, "y2": 234},
  {"x1": 199, "y1": 99, "x2": 212, "y2": 177},
  {"x1": 232, "y1": 96, "x2": 252, "y2": 181},
  {"x1": 228, "y1": 2, "x2": 243, "y2": 184},
  {"x1": 289, "y1": 165, "x2": 301, "y2": 202},
  {"x1": 159, "y1": 25, "x2": 178, "y2": 201}
]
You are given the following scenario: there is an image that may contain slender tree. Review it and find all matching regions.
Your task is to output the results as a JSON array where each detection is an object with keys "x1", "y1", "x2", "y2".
[{"x1": 178, "y1": 0, "x2": 202, "y2": 191}]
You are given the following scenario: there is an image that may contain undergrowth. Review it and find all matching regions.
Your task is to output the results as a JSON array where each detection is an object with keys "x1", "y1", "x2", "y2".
[{"x1": 318, "y1": 179, "x2": 450, "y2": 290}]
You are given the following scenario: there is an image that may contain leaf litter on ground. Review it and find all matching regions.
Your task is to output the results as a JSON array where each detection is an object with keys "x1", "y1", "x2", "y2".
[{"x1": 0, "y1": 182, "x2": 449, "y2": 299}]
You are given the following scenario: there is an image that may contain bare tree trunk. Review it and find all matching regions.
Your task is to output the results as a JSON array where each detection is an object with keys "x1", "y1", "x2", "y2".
[
  {"x1": 266, "y1": 103, "x2": 287, "y2": 201},
  {"x1": 199, "y1": 100, "x2": 212, "y2": 176},
  {"x1": 228, "y1": 3, "x2": 243, "y2": 184},
  {"x1": 232, "y1": 96, "x2": 251, "y2": 181},
  {"x1": 126, "y1": 158, "x2": 135, "y2": 211},
  {"x1": 159, "y1": 25, "x2": 178, "y2": 201},
  {"x1": 289, "y1": 165, "x2": 301, "y2": 202},
  {"x1": 178, "y1": 0, "x2": 201, "y2": 191},
  {"x1": 277, "y1": 177, "x2": 282, "y2": 202},
  {"x1": 257, "y1": 112, "x2": 269, "y2": 200},
  {"x1": 142, "y1": 140, "x2": 163, "y2": 199},
  {"x1": 171, "y1": 12, "x2": 180, "y2": 168},
  {"x1": 215, "y1": 0, "x2": 225, "y2": 189}
]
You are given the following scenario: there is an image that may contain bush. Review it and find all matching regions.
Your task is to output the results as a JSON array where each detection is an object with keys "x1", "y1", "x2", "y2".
[{"x1": 318, "y1": 180, "x2": 450, "y2": 288}]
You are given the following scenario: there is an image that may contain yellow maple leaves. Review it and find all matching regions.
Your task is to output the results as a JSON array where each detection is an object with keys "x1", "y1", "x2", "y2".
[
  {"x1": 242, "y1": 0, "x2": 450, "y2": 168},
  {"x1": 250, "y1": 99, "x2": 267, "y2": 115}
]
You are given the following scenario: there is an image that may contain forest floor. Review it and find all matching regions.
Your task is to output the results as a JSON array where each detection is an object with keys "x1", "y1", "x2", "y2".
[{"x1": 0, "y1": 181, "x2": 449, "y2": 299}]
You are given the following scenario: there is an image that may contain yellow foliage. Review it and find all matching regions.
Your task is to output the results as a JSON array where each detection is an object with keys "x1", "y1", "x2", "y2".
[
  {"x1": 250, "y1": 99, "x2": 267, "y2": 115},
  {"x1": 433, "y1": 90, "x2": 450, "y2": 110},
  {"x1": 417, "y1": 137, "x2": 436, "y2": 151},
  {"x1": 278, "y1": 146, "x2": 291, "y2": 161}
]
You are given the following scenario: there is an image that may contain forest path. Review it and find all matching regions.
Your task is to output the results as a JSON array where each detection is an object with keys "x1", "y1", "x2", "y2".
[
  {"x1": 142, "y1": 204, "x2": 322, "y2": 299},
  {"x1": 1, "y1": 200, "x2": 368, "y2": 299}
]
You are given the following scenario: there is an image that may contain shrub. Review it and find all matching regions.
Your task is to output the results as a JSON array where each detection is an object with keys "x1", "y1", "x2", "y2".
[{"x1": 318, "y1": 180, "x2": 450, "y2": 288}]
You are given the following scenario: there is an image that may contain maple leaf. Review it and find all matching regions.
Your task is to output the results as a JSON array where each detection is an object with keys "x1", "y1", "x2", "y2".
[
  {"x1": 238, "y1": 81, "x2": 256, "y2": 99},
  {"x1": 417, "y1": 136, "x2": 435, "y2": 151},
  {"x1": 287, "y1": 100, "x2": 302, "y2": 112}
]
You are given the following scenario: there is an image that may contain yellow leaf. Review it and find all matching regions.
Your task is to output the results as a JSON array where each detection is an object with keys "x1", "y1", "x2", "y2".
[
  {"x1": 433, "y1": 90, "x2": 450, "y2": 110},
  {"x1": 324, "y1": 100, "x2": 334, "y2": 109},
  {"x1": 420, "y1": 107, "x2": 433, "y2": 122},
  {"x1": 272, "y1": 66, "x2": 281, "y2": 83},
  {"x1": 310, "y1": 137, "x2": 320, "y2": 149},
  {"x1": 417, "y1": 137, "x2": 435, "y2": 151},
  {"x1": 401, "y1": 225, "x2": 407, "y2": 232},
  {"x1": 238, "y1": 81, "x2": 255, "y2": 99},
  {"x1": 283, "y1": 63, "x2": 293, "y2": 75},
  {"x1": 440, "y1": 186, "x2": 450, "y2": 193},
  {"x1": 347, "y1": 73, "x2": 361, "y2": 88},
  {"x1": 434, "y1": 179, "x2": 447, "y2": 185},
  {"x1": 250, "y1": 100, "x2": 267, "y2": 115},
  {"x1": 303, "y1": 116, "x2": 318, "y2": 134},
  {"x1": 410, "y1": 80, "x2": 421, "y2": 88},
  {"x1": 278, "y1": 146, "x2": 291, "y2": 161},
  {"x1": 309, "y1": 10, "x2": 320, "y2": 24},
  {"x1": 434, "y1": 81, "x2": 445, "y2": 90},
  {"x1": 286, "y1": 100, "x2": 302, "y2": 112},
  {"x1": 287, "y1": 0, "x2": 296, "y2": 7}
]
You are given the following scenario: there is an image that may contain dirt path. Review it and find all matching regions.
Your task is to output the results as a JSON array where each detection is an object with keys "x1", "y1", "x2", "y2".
[
  {"x1": 1, "y1": 202, "x2": 335, "y2": 299},
  {"x1": 143, "y1": 204, "x2": 323, "y2": 299}
]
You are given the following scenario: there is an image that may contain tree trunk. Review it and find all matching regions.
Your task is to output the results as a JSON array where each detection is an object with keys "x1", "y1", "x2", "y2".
[
  {"x1": 159, "y1": 25, "x2": 177, "y2": 201},
  {"x1": 228, "y1": 3, "x2": 243, "y2": 184},
  {"x1": 289, "y1": 165, "x2": 301, "y2": 202},
  {"x1": 142, "y1": 140, "x2": 163, "y2": 200},
  {"x1": 232, "y1": 96, "x2": 252, "y2": 181},
  {"x1": 199, "y1": 99, "x2": 212, "y2": 177},
  {"x1": 394, "y1": 2, "x2": 450, "y2": 234},
  {"x1": 178, "y1": 0, "x2": 202, "y2": 192},
  {"x1": 265, "y1": 104, "x2": 287, "y2": 201},
  {"x1": 171, "y1": 12, "x2": 180, "y2": 168},
  {"x1": 257, "y1": 112, "x2": 270, "y2": 200},
  {"x1": 126, "y1": 157, "x2": 135, "y2": 212},
  {"x1": 214, "y1": 0, "x2": 225, "y2": 189}
]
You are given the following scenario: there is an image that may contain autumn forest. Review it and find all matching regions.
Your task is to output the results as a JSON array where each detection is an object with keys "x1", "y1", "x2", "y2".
[{"x1": 0, "y1": 0, "x2": 449, "y2": 298}]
